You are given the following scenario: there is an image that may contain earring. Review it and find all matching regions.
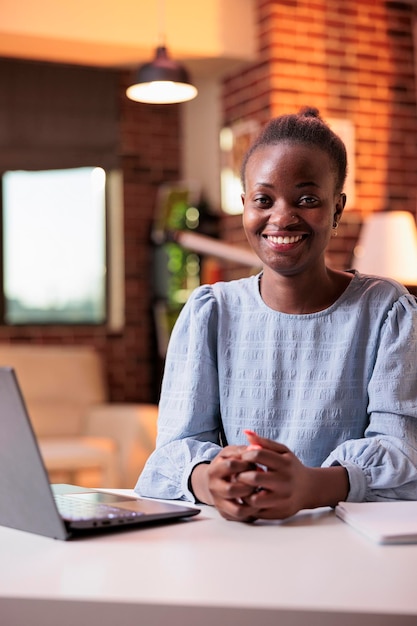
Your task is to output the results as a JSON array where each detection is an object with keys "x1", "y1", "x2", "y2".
[{"x1": 332, "y1": 221, "x2": 338, "y2": 237}]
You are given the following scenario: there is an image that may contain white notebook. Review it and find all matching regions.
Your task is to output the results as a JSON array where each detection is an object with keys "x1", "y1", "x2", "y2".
[{"x1": 335, "y1": 501, "x2": 417, "y2": 544}]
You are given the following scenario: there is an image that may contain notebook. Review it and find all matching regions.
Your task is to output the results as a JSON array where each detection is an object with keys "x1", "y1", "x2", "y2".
[
  {"x1": 335, "y1": 501, "x2": 417, "y2": 545},
  {"x1": 0, "y1": 367, "x2": 200, "y2": 540}
]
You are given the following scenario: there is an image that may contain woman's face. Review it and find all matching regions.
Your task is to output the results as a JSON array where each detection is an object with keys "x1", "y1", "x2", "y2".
[{"x1": 242, "y1": 141, "x2": 346, "y2": 277}]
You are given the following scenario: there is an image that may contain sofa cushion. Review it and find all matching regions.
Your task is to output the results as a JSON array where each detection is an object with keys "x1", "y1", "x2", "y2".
[{"x1": 0, "y1": 345, "x2": 107, "y2": 436}]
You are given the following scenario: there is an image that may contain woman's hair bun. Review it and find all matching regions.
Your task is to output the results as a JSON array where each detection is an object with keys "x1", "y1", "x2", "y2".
[{"x1": 299, "y1": 106, "x2": 320, "y2": 118}]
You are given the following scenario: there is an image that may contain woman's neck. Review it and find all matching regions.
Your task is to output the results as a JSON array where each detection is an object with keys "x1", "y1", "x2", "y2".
[{"x1": 259, "y1": 267, "x2": 353, "y2": 314}]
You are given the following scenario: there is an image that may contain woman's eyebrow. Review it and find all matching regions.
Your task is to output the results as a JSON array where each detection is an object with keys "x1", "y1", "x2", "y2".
[
  {"x1": 254, "y1": 181, "x2": 274, "y2": 189},
  {"x1": 253, "y1": 180, "x2": 320, "y2": 189},
  {"x1": 296, "y1": 181, "x2": 320, "y2": 189}
]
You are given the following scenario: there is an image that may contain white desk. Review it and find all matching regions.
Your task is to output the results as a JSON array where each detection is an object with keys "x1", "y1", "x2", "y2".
[{"x1": 1, "y1": 493, "x2": 417, "y2": 626}]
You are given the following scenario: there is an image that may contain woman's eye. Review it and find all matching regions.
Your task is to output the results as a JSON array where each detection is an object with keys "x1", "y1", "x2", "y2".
[
  {"x1": 299, "y1": 195, "x2": 319, "y2": 207},
  {"x1": 254, "y1": 195, "x2": 271, "y2": 207}
]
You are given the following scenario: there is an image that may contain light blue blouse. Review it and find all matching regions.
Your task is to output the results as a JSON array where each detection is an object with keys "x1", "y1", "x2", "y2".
[{"x1": 136, "y1": 271, "x2": 417, "y2": 503}]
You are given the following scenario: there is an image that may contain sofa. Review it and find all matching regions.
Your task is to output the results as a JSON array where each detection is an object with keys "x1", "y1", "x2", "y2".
[{"x1": 0, "y1": 344, "x2": 158, "y2": 488}]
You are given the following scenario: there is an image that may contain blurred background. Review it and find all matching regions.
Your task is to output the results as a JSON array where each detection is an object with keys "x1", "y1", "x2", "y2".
[{"x1": 0, "y1": 0, "x2": 416, "y2": 406}]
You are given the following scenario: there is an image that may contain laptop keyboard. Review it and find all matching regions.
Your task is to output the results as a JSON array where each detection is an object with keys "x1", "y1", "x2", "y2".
[{"x1": 54, "y1": 494, "x2": 143, "y2": 521}]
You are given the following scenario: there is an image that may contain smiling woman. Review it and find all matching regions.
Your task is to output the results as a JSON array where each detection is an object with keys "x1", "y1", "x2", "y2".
[{"x1": 135, "y1": 107, "x2": 417, "y2": 524}]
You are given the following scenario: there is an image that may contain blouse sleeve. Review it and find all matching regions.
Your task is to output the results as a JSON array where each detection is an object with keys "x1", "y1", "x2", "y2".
[
  {"x1": 135, "y1": 285, "x2": 222, "y2": 502},
  {"x1": 323, "y1": 294, "x2": 417, "y2": 502}
]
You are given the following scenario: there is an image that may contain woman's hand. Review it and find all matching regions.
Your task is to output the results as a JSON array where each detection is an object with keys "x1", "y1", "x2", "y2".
[
  {"x1": 191, "y1": 430, "x2": 349, "y2": 522},
  {"x1": 191, "y1": 445, "x2": 259, "y2": 522},
  {"x1": 235, "y1": 430, "x2": 349, "y2": 520}
]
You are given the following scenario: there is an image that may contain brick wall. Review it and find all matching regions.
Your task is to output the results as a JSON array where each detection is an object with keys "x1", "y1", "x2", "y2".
[
  {"x1": 114, "y1": 72, "x2": 181, "y2": 401},
  {"x1": 221, "y1": 0, "x2": 417, "y2": 272}
]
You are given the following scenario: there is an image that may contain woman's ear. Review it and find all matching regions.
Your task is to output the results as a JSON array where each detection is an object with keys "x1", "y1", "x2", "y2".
[{"x1": 334, "y1": 193, "x2": 346, "y2": 224}]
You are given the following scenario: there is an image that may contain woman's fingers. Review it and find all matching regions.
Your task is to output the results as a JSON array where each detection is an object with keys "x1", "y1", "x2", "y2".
[
  {"x1": 207, "y1": 441, "x2": 308, "y2": 521},
  {"x1": 212, "y1": 495, "x2": 258, "y2": 522},
  {"x1": 244, "y1": 429, "x2": 290, "y2": 454},
  {"x1": 208, "y1": 446, "x2": 258, "y2": 510}
]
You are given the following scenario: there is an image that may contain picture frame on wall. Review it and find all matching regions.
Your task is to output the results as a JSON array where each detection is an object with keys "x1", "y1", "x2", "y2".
[{"x1": 220, "y1": 119, "x2": 260, "y2": 215}]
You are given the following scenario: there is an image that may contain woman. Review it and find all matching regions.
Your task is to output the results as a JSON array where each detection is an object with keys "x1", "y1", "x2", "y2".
[{"x1": 136, "y1": 107, "x2": 417, "y2": 522}]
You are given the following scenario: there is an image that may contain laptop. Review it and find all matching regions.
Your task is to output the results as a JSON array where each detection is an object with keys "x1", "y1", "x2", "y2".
[{"x1": 0, "y1": 367, "x2": 200, "y2": 540}]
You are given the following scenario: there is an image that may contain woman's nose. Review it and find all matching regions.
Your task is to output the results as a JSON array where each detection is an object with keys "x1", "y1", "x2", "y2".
[{"x1": 269, "y1": 200, "x2": 298, "y2": 228}]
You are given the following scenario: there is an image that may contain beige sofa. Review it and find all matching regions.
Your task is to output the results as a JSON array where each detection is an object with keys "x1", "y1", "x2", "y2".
[{"x1": 0, "y1": 344, "x2": 158, "y2": 488}]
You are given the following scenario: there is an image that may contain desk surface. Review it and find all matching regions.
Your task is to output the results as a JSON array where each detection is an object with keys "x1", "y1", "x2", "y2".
[{"x1": 1, "y1": 491, "x2": 417, "y2": 626}]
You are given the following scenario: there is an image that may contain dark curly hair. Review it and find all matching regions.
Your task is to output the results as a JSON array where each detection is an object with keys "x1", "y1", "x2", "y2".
[{"x1": 240, "y1": 107, "x2": 348, "y2": 193}]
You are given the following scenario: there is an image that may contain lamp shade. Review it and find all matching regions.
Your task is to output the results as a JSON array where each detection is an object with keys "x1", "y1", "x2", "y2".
[
  {"x1": 126, "y1": 46, "x2": 198, "y2": 104},
  {"x1": 353, "y1": 211, "x2": 417, "y2": 285}
]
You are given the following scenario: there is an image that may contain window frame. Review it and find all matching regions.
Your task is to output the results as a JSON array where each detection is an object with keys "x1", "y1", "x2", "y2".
[{"x1": 0, "y1": 167, "x2": 125, "y2": 331}]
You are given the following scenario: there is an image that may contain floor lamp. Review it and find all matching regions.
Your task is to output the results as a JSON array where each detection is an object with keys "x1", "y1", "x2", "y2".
[{"x1": 352, "y1": 210, "x2": 417, "y2": 287}]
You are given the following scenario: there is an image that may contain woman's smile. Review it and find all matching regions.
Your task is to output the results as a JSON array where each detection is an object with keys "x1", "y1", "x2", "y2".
[{"x1": 262, "y1": 232, "x2": 307, "y2": 247}]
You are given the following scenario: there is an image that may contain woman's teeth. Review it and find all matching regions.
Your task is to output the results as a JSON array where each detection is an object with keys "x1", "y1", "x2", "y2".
[{"x1": 266, "y1": 234, "x2": 303, "y2": 244}]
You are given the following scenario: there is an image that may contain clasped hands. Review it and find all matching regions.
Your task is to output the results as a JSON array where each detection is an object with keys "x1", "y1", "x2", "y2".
[{"x1": 205, "y1": 429, "x2": 315, "y2": 522}]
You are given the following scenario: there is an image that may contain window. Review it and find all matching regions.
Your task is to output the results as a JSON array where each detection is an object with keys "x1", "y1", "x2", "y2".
[{"x1": 2, "y1": 167, "x2": 107, "y2": 324}]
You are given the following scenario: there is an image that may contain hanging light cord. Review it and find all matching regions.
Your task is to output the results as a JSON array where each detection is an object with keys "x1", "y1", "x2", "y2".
[{"x1": 157, "y1": 0, "x2": 166, "y2": 48}]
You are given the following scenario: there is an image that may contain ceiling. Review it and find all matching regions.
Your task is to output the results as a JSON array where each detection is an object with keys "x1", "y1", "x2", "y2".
[{"x1": 0, "y1": 0, "x2": 258, "y2": 80}]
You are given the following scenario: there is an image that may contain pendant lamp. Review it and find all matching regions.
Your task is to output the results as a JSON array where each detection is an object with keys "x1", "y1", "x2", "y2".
[
  {"x1": 126, "y1": 45, "x2": 198, "y2": 104},
  {"x1": 126, "y1": 0, "x2": 197, "y2": 105}
]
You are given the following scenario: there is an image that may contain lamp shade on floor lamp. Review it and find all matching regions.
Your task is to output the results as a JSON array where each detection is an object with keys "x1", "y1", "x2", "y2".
[{"x1": 353, "y1": 211, "x2": 417, "y2": 285}]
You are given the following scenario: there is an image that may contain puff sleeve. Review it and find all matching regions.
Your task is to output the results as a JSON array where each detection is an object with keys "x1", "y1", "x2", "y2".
[
  {"x1": 323, "y1": 294, "x2": 417, "y2": 502},
  {"x1": 136, "y1": 285, "x2": 222, "y2": 501}
]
